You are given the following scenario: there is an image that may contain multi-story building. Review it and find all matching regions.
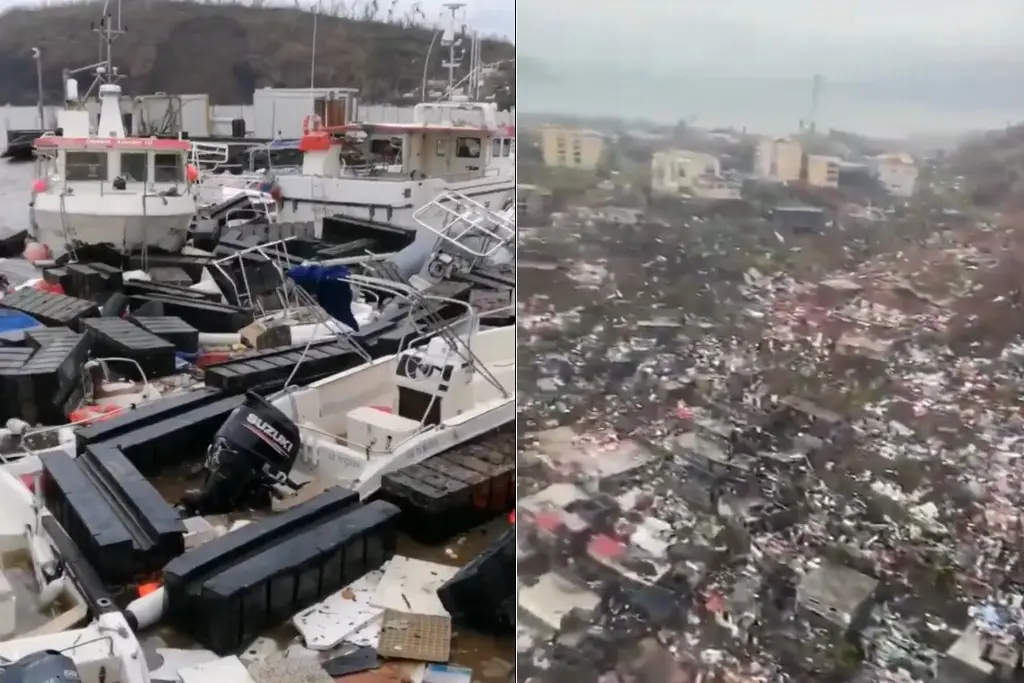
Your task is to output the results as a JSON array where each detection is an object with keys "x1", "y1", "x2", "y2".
[
  {"x1": 872, "y1": 153, "x2": 918, "y2": 197},
  {"x1": 806, "y1": 154, "x2": 841, "y2": 188},
  {"x1": 755, "y1": 137, "x2": 803, "y2": 183},
  {"x1": 539, "y1": 126, "x2": 605, "y2": 171},
  {"x1": 650, "y1": 149, "x2": 720, "y2": 194}
]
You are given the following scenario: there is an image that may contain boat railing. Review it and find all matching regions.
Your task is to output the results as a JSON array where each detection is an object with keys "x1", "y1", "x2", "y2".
[
  {"x1": 349, "y1": 273, "x2": 508, "y2": 400},
  {"x1": 190, "y1": 141, "x2": 230, "y2": 170},
  {"x1": 211, "y1": 237, "x2": 299, "y2": 313},
  {"x1": 412, "y1": 189, "x2": 516, "y2": 262}
]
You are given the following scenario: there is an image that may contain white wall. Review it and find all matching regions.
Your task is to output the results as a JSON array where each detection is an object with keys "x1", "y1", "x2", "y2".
[{"x1": 2, "y1": 97, "x2": 515, "y2": 142}]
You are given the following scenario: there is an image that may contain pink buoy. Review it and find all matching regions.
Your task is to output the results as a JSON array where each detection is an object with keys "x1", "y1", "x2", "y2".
[
  {"x1": 31, "y1": 178, "x2": 47, "y2": 193},
  {"x1": 186, "y1": 164, "x2": 199, "y2": 183},
  {"x1": 23, "y1": 241, "x2": 51, "y2": 263}
]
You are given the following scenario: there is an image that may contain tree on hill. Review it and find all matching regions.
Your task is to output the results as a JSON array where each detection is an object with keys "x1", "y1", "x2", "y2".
[{"x1": 0, "y1": 0, "x2": 515, "y2": 105}]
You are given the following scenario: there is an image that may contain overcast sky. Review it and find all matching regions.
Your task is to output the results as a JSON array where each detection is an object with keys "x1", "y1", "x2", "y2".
[{"x1": 517, "y1": 0, "x2": 1024, "y2": 79}]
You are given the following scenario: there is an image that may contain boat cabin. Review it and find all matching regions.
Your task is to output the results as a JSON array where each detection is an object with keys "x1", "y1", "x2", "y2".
[
  {"x1": 34, "y1": 137, "x2": 192, "y2": 190},
  {"x1": 297, "y1": 102, "x2": 515, "y2": 183}
]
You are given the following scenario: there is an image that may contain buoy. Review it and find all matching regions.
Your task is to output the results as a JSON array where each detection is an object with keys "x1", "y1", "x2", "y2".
[
  {"x1": 509, "y1": 510, "x2": 515, "y2": 524},
  {"x1": 196, "y1": 351, "x2": 233, "y2": 368},
  {"x1": 137, "y1": 581, "x2": 161, "y2": 597},
  {"x1": 34, "y1": 280, "x2": 64, "y2": 294},
  {"x1": 31, "y1": 178, "x2": 47, "y2": 193},
  {"x1": 186, "y1": 164, "x2": 199, "y2": 183},
  {"x1": 23, "y1": 241, "x2": 50, "y2": 263},
  {"x1": 69, "y1": 403, "x2": 119, "y2": 425},
  {"x1": 19, "y1": 474, "x2": 35, "y2": 492}
]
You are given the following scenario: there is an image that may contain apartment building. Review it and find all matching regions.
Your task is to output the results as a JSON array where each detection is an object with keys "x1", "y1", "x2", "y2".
[
  {"x1": 755, "y1": 137, "x2": 803, "y2": 183},
  {"x1": 872, "y1": 153, "x2": 918, "y2": 197},
  {"x1": 650, "y1": 149, "x2": 721, "y2": 194},
  {"x1": 651, "y1": 149, "x2": 740, "y2": 200},
  {"x1": 540, "y1": 126, "x2": 605, "y2": 171},
  {"x1": 806, "y1": 154, "x2": 841, "y2": 188}
]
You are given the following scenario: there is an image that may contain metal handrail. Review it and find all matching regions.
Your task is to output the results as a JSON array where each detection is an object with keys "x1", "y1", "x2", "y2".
[{"x1": 412, "y1": 189, "x2": 516, "y2": 261}]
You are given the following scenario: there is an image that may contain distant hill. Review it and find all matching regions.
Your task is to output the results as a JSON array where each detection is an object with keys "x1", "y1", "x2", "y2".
[{"x1": 0, "y1": 0, "x2": 515, "y2": 106}]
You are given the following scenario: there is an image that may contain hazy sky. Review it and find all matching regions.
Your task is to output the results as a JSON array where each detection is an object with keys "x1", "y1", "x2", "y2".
[
  {"x1": 519, "y1": 0, "x2": 1024, "y2": 78},
  {"x1": 515, "y1": 0, "x2": 1024, "y2": 134}
]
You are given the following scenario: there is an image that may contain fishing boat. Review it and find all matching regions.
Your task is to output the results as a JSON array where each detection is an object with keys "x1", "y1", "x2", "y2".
[
  {"x1": 30, "y1": 82, "x2": 196, "y2": 260},
  {"x1": 270, "y1": 100, "x2": 516, "y2": 233}
]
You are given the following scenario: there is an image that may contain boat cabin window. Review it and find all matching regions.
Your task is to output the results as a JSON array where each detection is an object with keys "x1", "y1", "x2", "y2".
[
  {"x1": 120, "y1": 152, "x2": 148, "y2": 182},
  {"x1": 502, "y1": 138, "x2": 512, "y2": 157},
  {"x1": 435, "y1": 139, "x2": 446, "y2": 156},
  {"x1": 369, "y1": 138, "x2": 401, "y2": 163},
  {"x1": 455, "y1": 137, "x2": 481, "y2": 159},
  {"x1": 65, "y1": 151, "x2": 108, "y2": 181},
  {"x1": 491, "y1": 137, "x2": 501, "y2": 158},
  {"x1": 154, "y1": 153, "x2": 184, "y2": 183}
]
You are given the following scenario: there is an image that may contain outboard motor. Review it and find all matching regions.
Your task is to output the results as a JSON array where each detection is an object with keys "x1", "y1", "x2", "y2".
[
  {"x1": 180, "y1": 392, "x2": 301, "y2": 515},
  {"x1": 0, "y1": 651, "x2": 80, "y2": 683}
]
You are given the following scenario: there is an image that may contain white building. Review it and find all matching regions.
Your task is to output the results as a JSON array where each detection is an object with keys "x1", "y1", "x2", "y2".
[
  {"x1": 651, "y1": 149, "x2": 739, "y2": 199},
  {"x1": 755, "y1": 137, "x2": 803, "y2": 183},
  {"x1": 872, "y1": 153, "x2": 918, "y2": 197}
]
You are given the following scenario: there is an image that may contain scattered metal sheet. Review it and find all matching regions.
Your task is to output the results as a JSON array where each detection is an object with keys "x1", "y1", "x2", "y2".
[
  {"x1": 178, "y1": 656, "x2": 256, "y2": 683},
  {"x1": 292, "y1": 568, "x2": 386, "y2": 650},
  {"x1": 370, "y1": 556, "x2": 458, "y2": 617}
]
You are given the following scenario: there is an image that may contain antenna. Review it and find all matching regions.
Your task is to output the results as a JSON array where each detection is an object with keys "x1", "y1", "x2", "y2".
[
  {"x1": 440, "y1": 3, "x2": 465, "y2": 95},
  {"x1": 64, "y1": 0, "x2": 126, "y2": 102},
  {"x1": 807, "y1": 74, "x2": 823, "y2": 134}
]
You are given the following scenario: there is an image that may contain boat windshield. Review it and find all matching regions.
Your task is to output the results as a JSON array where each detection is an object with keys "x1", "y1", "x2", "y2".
[
  {"x1": 65, "y1": 151, "x2": 108, "y2": 181},
  {"x1": 154, "y1": 152, "x2": 185, "y2": 183}
]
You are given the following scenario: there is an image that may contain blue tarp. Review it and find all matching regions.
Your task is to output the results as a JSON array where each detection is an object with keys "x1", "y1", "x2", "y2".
[
  {"x1": 287, "y1": 264, "x2": 359, "y2": 331},
  {"x1": 0, "y1": 309, "x2": 39, "y2": 333}
]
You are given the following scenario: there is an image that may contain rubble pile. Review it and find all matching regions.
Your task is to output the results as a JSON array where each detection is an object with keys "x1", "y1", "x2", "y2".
[{"x1": 518, "y1": 204, "x2": 1024, "y2": 682}]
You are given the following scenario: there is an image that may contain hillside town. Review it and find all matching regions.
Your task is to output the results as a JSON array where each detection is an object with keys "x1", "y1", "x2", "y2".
[{"x1": 515, "y1": 116, "x2": 1024, "y2": 683}]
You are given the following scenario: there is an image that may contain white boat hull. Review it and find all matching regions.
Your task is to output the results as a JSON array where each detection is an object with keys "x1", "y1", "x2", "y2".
[
  {"x1": 32, "y1": 194, "x2": 194, "y2": 256},
  {"x1": 274, "y1": 175, "x2": 514, "y2": 234},
  {"x1": 272, "y1": 325, "x2": 516, "y2": 498}
]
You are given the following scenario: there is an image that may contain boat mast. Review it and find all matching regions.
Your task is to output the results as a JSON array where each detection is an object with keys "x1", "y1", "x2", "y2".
[
  {"x1": 62, "y1": 0, "x2": 125, "y2": 104},
  {"x1": 440, "y1": 3, "x2": 465, "y2": 96}
]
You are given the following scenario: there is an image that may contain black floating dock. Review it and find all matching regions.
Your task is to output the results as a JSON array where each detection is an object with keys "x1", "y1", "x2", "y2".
[
  {"x1": 164, "y1": 489, "x2": 399, "y2": 654},
  {"x1": 40, "y1": 446, "x2": 186, "y2": 583},
  {"x1": 0, "y1": 288, "x2": 99, "y2": 330},
  {"x1": 126, "y1": 295, "x2": 253, "y2": 334},
  {"x1": 60, "y1": 263, "x2": 124, "y2": 302},
  {"x1": 379, "y1": 429, "x2": 515, "y2": 543},
  {"x1": 128, "y1": 316, "x2": 199, "y2": 354},
  {"x1": 0, "y1": 327, "x2": 92, "y2": 425},
  {"x1": 82, "y1": 318, "x2": 177, "y2": 379},
  {"x1": 123, "y1": 280, "x2": 220, "y2": 302},
  {"x1": 76, "y1": 388, "x2": 245, "y2": 475},
  {"x1": 77, "y1": 387, "x2": 233, "y2": 450},
  {"x1": 203, "y1": 339, "x2": 365, "y2": 393},
  {"x1": 107, "y1": 393, "x2": 245, "y2": 474},
  {"x1": 437, "y1": 527, "x2": 514, "y2": 635}
]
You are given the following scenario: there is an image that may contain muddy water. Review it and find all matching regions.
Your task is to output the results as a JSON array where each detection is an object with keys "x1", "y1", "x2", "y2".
[
  {"x1": 149, "y1": 469, "x2": 513, "y2": 682},
  {"x1": 0, "y1": 550, "x2": 74, "y2": 637}
]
